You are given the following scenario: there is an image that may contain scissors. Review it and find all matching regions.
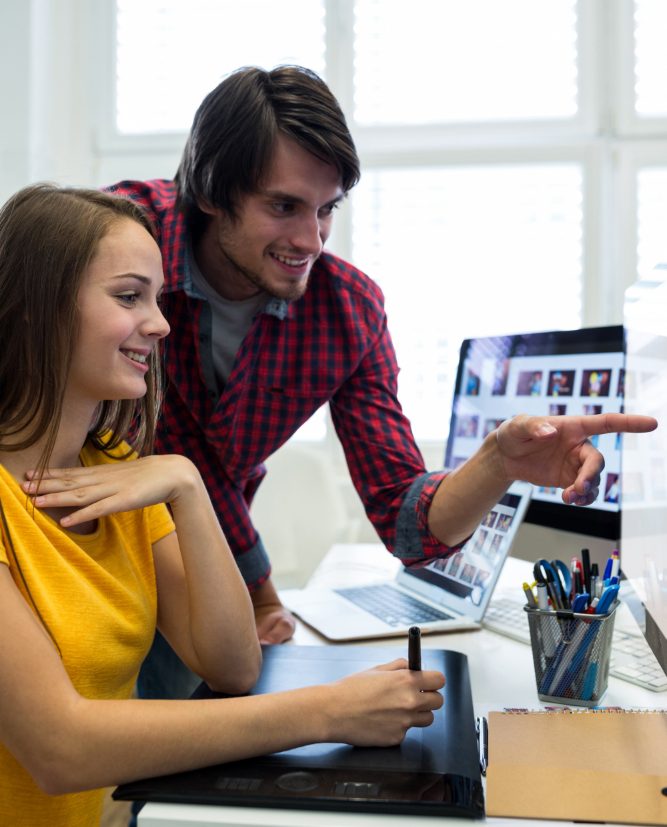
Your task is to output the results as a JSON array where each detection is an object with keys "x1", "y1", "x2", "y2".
[{"x1": 533, "y1": 559, "x2": 572, "y2": 609}]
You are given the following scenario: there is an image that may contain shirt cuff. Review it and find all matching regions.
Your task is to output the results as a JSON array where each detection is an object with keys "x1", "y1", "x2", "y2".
[
  {"x1": 394, "y1": 470, "x2": 466, "y2": 563},
  {"x1": 235, "y1": 535, "x2": 272, "y2": 590}
]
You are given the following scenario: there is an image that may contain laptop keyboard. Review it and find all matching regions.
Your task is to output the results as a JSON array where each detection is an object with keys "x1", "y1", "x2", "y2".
[
  {"x1": 335, "y1": 584, "x2": 454, "y2": 627},
  {"x1": 484, "y1": 596, "x2": 667, "y2": 693}
]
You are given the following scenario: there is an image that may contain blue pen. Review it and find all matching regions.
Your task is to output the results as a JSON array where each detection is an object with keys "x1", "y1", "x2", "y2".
[
  {"x1": 595, "y1": 584, "x2": 619, "y2": 614},
  {"x1": 556, "y1": 591, "x2": 617, "y2": 694},
  {"x1": 581, "y1": 661, "x2": 598, "y2": 701},
  {"x1": 572, "y1": 592, "x2": 590, "y2": 613},
  {"x1": 602, "y1": 549, "x2": 620, "y2": 581}
]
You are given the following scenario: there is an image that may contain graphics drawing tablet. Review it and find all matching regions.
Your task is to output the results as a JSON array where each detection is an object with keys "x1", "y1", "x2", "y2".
[{"x1": 113, "y1": 644, "x2": 484, "y2": 819}]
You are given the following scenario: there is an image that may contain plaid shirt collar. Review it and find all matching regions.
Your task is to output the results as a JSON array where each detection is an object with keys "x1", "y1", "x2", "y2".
[{"x1": 173, "y1": 227, "x2": 290, "y2": 322}]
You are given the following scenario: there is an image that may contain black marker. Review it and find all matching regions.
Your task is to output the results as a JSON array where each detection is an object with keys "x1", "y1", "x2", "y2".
[
  {"x1": 408, "y1": 625, "x2": 422, "y2": 671},
  {"x1": 581, "y1": 547, "x2": 591, "y2": 595}
]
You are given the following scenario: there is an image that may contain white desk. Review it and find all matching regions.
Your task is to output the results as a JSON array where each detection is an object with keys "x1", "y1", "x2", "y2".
[{"x1": 138, "y1": 545, "x2": 665, "y2": 827}]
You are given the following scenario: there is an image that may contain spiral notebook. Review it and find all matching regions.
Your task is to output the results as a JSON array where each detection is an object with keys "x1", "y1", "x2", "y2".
[{"x1": 486, "y1": 708, "x2": 667, "y2": 825}]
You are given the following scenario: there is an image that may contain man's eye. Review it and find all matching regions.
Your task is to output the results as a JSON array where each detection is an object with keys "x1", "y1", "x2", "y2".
[
  {"x1": 272, "y1": 202, "x2": 295, "y2": 214},
  {"x1": 320, "y1": 202, "x2": 340, "y2": 217}
]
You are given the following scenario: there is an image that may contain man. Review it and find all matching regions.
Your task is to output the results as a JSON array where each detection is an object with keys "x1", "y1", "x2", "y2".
[{"x1": 108, "y1": 65, "x2": 656, "y2": 699}]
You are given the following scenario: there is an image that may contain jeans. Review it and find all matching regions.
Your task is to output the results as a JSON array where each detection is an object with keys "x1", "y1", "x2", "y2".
[{"x1": 128, "y1": 630, "x2": 203, "y2": 826}]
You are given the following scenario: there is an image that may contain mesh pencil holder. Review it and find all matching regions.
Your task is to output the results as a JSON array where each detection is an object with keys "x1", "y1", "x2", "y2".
[{"x1": 524, "y1": 603, "x2": 617, "y2": 707}]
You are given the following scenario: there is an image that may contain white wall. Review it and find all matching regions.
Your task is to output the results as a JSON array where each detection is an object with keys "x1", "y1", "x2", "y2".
[{"x1": 0, "y1": 1, "x2": 32, "y2": 200}]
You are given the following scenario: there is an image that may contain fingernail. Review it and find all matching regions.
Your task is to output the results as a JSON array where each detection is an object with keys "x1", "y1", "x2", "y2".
[{"x1": 538, "y1": 423, "x2": 557, "y2": 436}]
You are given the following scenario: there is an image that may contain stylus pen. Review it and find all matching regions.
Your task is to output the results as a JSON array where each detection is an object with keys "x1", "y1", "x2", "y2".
[{"x1": 408, "y1": 625, "x2": 422, "y2": 671}]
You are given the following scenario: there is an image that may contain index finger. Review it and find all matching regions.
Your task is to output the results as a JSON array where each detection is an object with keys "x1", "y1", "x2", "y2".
[
  {"x1": 580, "y1": 413, "x2": 657, "y2": 437},
  {"x1": 415, "y1": 669, "x2": 446, "y2": 691}
]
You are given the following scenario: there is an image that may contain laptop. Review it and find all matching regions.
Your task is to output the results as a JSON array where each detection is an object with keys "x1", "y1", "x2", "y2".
[{"x1": 282, "y1": 481, "x2": 532, "y2": 641}]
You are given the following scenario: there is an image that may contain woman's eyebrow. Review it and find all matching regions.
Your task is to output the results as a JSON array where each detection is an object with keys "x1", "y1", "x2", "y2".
[{"x1": 111, "y1": 273, "x2": 153, "y2": 285}]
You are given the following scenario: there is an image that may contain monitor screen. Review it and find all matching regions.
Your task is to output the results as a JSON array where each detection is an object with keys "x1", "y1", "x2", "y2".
[{"x1": 444, "y1": 325, "x2": 625, "y2": 540}]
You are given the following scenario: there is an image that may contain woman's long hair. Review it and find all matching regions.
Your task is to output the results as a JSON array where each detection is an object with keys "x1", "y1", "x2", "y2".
[{"x1": 0, "y1": 183, "x2": 163, "y2": 467}]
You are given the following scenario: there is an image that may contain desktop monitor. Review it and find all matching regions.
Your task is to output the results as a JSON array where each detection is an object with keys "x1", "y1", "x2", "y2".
[
  {"x1": 444, "y1": 325, "x2": 625, "y2": 541},
  {"x1": 621, "y1": 269, "x2": 667, "y2": 677}
]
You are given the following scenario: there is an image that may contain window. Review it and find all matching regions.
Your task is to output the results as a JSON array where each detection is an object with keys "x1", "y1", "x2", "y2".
[
  {"x1": 108, "y1": 0, "x2": 667, "y2": 446},
  {"x1": 115, "y1": 0, "x2": 325, "y2": 134},
  {"x1": 352, "y1": 0, "x2": 578, "y2": 125},
  {"x1": 638, "y1": 168, "x2": 667, "y2": 278},
  {"x1": 352, "y1": 163, "x2": 583, "y2": 438},
  {"x1": 634, "y1": 0, "x2": 667, "y2": 118}
]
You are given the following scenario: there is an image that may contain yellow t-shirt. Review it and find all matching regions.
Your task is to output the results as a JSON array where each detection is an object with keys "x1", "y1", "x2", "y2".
[{"x1": 0, "y1": 441, "x2": 175, "y2": 827}]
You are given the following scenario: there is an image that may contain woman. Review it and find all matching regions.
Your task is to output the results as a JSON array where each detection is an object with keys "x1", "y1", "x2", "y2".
[{"x1": 0, "y1": 184, "x2": 444, "y2": 826}]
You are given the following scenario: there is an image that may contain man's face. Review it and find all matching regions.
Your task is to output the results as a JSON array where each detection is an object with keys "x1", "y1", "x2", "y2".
[{"x1": 197, "y1": 134, "x2": 344, "y2": 302}]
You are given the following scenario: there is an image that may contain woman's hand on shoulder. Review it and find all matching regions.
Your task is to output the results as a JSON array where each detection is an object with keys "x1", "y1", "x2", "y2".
[
  {"x1": 22, "y1": 454, "x2": 203, "y2": 527},
  {"x1": 320, "y1": 659, "x2": 445, "y2": 747}
]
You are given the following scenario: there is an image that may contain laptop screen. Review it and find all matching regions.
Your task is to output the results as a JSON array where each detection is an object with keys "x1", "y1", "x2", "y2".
[{"x1": 399, "y1": 482, "x2": 532, "y2": 621}]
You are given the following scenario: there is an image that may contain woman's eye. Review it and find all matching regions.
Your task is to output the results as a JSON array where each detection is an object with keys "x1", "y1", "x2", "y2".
[{"x1": 117, "y1": 292, "x2": 139, "y2": 306}]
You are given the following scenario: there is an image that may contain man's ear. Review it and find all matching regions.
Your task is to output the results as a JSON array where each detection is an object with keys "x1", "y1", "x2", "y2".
[{"x1": 196, "y1": 197, "x2": 218, "y2": 217}]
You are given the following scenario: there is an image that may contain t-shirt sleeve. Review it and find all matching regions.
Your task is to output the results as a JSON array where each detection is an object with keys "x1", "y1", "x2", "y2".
[{"x1": 145, "y1": 502, "x2": 176, "y2": 545}]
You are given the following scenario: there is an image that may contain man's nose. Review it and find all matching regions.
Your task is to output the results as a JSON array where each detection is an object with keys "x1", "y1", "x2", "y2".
[{"x1": 288, "y1": 213, "x2": 325, "y2": 255}]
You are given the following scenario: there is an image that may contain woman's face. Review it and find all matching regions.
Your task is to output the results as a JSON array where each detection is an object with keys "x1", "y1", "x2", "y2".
[{"x1": 66, "y1": 218, "x2": 169, "y2": 409}]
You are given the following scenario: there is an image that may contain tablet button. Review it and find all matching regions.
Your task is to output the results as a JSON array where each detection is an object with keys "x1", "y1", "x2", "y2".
[
  {"x1": 275, "y1": 771, "x2": 319, "y2": 792},
  {"x1": 334, "y1": 781, "x2": 381, "y2": 797}
]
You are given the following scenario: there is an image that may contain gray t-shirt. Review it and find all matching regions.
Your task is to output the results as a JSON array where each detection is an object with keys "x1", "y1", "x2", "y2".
[{"x1": 188, "y1": 247, "x2": 267, "y2": 389}]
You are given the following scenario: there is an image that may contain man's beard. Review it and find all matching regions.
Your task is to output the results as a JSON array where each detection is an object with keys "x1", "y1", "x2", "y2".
[{"x1": 217, "y1": 238, "x2": 312, "y2": 302}]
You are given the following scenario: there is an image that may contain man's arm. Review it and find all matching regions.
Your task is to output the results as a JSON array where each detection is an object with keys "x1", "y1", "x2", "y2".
[
  {"x1": 330, "y1": 311, "x2": 453, "y2": 561},
  {"x1": 429, "y1": 412, "x2": 658, "y2": 546},
  {"x1": 331, "y1": 315, "x2": 657, "y2": 558}
]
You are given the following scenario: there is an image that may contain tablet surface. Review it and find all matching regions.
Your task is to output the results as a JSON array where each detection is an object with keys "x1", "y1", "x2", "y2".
[{"x1": 114, "y1": 644, "x2": 484, "y2": 818}]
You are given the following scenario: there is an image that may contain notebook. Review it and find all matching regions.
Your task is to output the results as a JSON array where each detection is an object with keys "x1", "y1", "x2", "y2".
[
  {"x1": 281, "y1": 481, "x2": 532, "y2": 641},
  {"x1": 486, "y1": 708, "x2": 667, "y2": 825},
  {"x1": 114, "y1": 644, "x2": 485, "y2": 819}
]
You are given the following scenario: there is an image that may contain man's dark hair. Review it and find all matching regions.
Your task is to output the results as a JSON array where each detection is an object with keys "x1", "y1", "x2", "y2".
[{"x1": 175, "y1": 65, "x2": 360, "y2": 229}]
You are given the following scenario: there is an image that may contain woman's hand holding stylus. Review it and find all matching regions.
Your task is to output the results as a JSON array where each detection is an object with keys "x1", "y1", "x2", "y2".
[{"x1": 321, "y1": 659, "x2": 445, "y2": 747}]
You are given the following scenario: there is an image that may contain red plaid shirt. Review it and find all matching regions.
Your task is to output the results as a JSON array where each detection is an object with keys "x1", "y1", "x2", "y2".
[{"x1": 107, "y1": 180, "x2": 453, "y2": 588}]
